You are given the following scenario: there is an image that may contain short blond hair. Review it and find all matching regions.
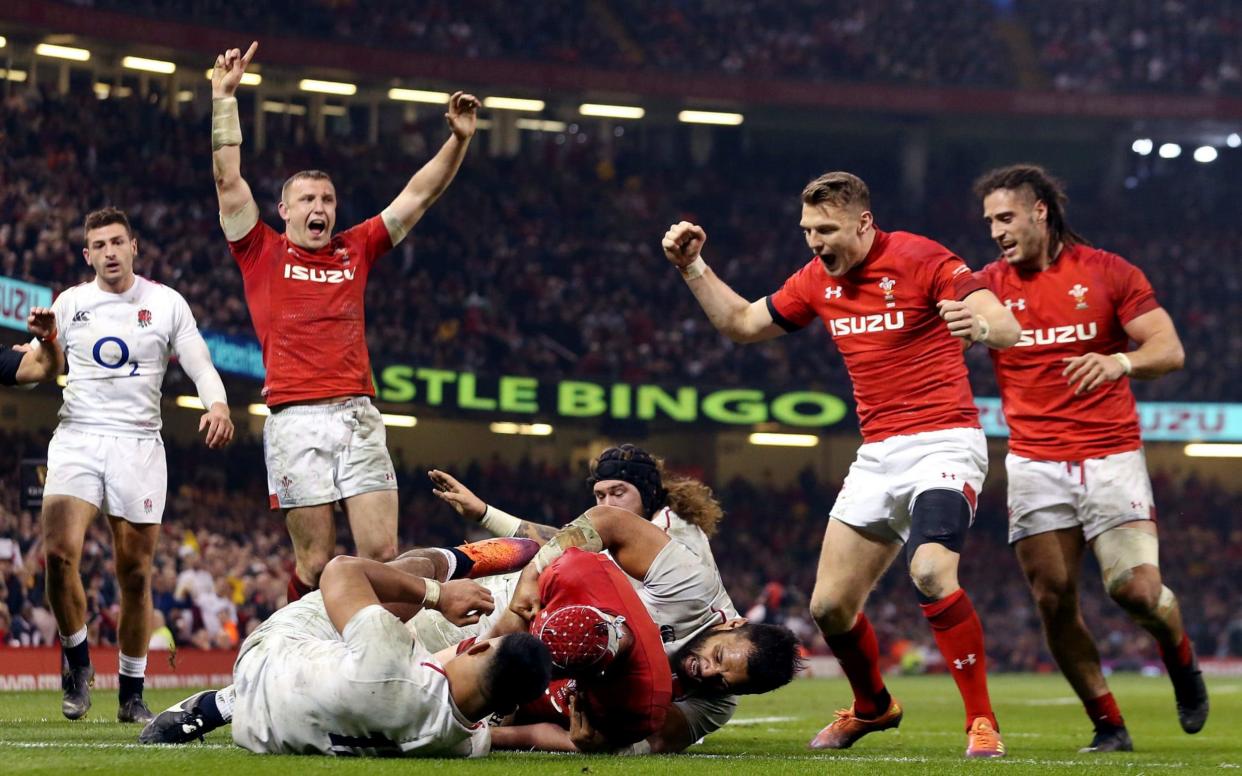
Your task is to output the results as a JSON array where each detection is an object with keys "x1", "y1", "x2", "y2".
[
  {"x1": 801, "y1": 171, "x2": 870, "y2": 211},
  {"x1": 281, "y1": 169, "x2": 334, "y2": 203}
]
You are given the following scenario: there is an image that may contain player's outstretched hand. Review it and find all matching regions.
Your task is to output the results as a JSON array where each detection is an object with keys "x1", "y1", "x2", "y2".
[
  {"x1": 435, "y1": 579, "x2": 495, "y2": 626},
  {"x1": 26, "y1": 307, "x2": 56, "y2": 341},
  {"x1": 1061, "y1": 352, "x2": 1126, "y2": 395},
  {"x1": 445, "y1": 92, "x2": 480, "y2": 140},
  {"x1": 200, "y1": 402, "x2": 234, "y2": 449},
  {"x1": 211, "y1": 41, "x2": 258, "y2": 99},
  {"x1": 661, "y1": 221, "x2": 706, "y2": 270},
  {"x1": 508, "y1": 565, "x2": 542, "y2": 623},
  {"x1": 428, "y1": 469, "x2": 486, "y2": 521},
  {"x1": 568, "y1": 692, "x2": 611, "y2": 752},
  {"x1": 937, "y1": 299, "x2": 982, "y2": 343}
]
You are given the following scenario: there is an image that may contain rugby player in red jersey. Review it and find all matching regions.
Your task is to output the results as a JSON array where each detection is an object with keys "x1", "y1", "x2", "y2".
[
  {"x1": 209, "y1": 42, "x2": 479, "y2": 600},
  {"x1": 663, "y1": 171, "x2": 1020, "y2": 757},
  {"x1": 973, "y1": 164, "x2": 1206, "y2": 752}
]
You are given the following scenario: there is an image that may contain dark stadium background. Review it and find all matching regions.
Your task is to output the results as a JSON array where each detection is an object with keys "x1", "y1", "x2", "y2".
[{"x1": 2, "y1": 0, "x2": 1241, "y2": 682}]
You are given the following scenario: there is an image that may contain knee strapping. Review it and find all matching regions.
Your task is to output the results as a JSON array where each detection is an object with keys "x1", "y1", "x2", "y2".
[
  {"x1": 906, "y1": 489, "x2": 972, "y2": 567},
  {"x1": 1094, "y1": 526, "x2": 1159, "y2": 595}
]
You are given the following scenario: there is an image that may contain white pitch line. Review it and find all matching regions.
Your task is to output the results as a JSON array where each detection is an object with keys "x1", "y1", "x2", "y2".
[
  {"x1": 728, "y1": 716, "x2": 799, "y2": 726},
  {"x1": 0, "y1": 741, "x2": 234, "y2": 751}
]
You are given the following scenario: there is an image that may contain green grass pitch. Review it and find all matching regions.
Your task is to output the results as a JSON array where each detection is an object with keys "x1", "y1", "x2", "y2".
[{"x1": 1, "y1": 674, "x2": 1237, "y2": 775}]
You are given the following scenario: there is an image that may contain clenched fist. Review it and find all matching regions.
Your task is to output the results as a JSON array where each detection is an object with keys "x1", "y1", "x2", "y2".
[{"x1": 662, "y1": 221, "x2": 707, "y2": 270}]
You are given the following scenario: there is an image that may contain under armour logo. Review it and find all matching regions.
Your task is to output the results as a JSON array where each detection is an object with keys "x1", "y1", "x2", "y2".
[
  {"x1": 1131, "y1": 501, "x2": 1144, "y2": 510},
  {"x1": 941, "y1": 472, "x2": 957, "y2": 480},
  {"x1": 825, "y1": 286, "x2": 842, "y2": 299},
  {"x1": 1004, "y1": 298, "x2": 1026, "y2": 311},
  {"x1": 953, "y1": 654, "x2": 977, "y2": 670}
]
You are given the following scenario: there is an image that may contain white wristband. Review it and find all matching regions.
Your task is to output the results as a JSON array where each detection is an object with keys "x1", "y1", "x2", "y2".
[
  {"x1": 1111, "y1": 352, "x2": 1133, "y2": 375},
  {"x1": 970, "y1": 314, "x2": 991, "y2": 343},
  {"x1": 479, "y1": 504, "x2": 522, "y2": 537},
  {"x1": 680, "y1": 256, "x2": 707, "y2": 280},
  {"x1": 211, "y1": 97, "x2": 243, "y2": 150},
  {"x1": 422, "y1": 578, "x2": 441, "y2": 609}
]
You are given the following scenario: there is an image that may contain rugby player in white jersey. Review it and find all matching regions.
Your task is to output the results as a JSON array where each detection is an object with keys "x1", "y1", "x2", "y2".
[
  {"x1": 418, "y1": 451, "x2": 802, "y2": 753},
  {"x1": 41, "y1": 207, "x2": 234, "y2": 723},
  {"x1": 140, "y1": 556, "x2": 551, "y2": 757}
]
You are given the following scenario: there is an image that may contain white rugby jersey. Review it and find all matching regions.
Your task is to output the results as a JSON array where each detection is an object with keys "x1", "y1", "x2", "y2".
[
  {"x1": 48, "y1": 276, "x2": 224, "y2": 436},
  {"x1": 232, "y1": 593, "x2": 490, "y2": 758},
  {"x1": 651, "y1": 508, "x2": 717, "y2": 572}
]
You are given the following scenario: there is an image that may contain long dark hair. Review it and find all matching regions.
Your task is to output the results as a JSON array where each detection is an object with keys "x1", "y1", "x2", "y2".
[{"x1": 973, "y1": 164, "x2": 1089, "y2": 249}]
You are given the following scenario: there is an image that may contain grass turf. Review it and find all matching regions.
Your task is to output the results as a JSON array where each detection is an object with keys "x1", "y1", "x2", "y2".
[{"x1": 1, "y1": 673, "x2": 1236, "y2": 775}]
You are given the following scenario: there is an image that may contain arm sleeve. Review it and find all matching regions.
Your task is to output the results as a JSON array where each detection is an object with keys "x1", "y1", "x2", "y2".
[
  {"x1": 343, "y1": 216, "x2": 395, "y2": 270},
  {"x1": 766, "y1": 262, "x2": 819, "y2": 332},
  {"x1": 1105, "y1": 253, "x2": 1160, "y2": 324},
  {"x1": 171, "y1": 293, "x2": 228, "y2": 408},
  {"x1": 0, "y1": 349, "x2": 21, "y2": 386},
  {"x1": 672, "y1": 692, "x2": 737, "y2": 743},
  {"x1": 227, "y1": 219, "x2": 276, "y2": 274},
  {"x1": 927, "y1": 252, "x2": 986, "y2": 301}
]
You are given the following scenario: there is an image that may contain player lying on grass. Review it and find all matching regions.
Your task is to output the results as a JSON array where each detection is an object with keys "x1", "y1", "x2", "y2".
[
  {"x1": 139, "y1": 554, "x2": 551, "y2": 757},
  {"x1": 405, "y1": 497, "x2": 804, "y2": 753}
]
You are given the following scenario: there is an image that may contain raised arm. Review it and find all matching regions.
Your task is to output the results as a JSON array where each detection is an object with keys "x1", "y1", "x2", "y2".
[
  {"x1": 15, "y1": 307, "x2": 63, "y2": 384},
  {"x1": 428, "y1": 469, "x2": 560, "y2": 542},
  {"x1": 661, "y1": 222, "x2": 785, "y2": 344},
  {"x1": 210, "y1": 42, "x2": 260, "y2": 240},
  {"x1": 379, "y1": 92, "x2": 480, "y2": 246}
]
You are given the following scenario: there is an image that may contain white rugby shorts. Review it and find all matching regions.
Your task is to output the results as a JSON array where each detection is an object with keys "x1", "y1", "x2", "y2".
[
  {"x1": 1006, "y1": 448, "x2": 1154, "y2": 544},
  {"x1": 43, "y1": 427, "x2": 167, "y2": 524},
  {"x1": 264, "y1": 397, "x2": 397, "y2": 510},
  {"x1": 829, "y1": 427, "x2": 987, "y2": 544}
]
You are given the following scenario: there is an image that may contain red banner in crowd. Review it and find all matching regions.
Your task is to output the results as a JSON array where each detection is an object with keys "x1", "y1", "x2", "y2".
[{"x1": 0, "y1": 647, "x2": 236, "y2": 691}]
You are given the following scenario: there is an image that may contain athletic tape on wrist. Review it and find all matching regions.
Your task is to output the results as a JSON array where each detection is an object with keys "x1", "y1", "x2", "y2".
[
  {"x1": 1111, "y1": 352, "x2": 1133, "y2": 375},
  {"x1": 211, "y1": 97, "x2": 243, "y2": 150},
  {"x1": 533, "y1": 514, "x2": 603, "y2": 574},
  {"x1": 480, "y1": 504, "x2": 522, "y2": 537},
  {"x1": 680, "y1": 256, "x2": 707, "y2": 280},
  {"x1": 422, "y1": 578, "x2": 442, "y2": 609}
]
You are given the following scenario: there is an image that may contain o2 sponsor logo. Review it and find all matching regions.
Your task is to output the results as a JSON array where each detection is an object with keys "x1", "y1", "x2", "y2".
[{"x1": 92, "y1": 336, "x2": 139, "y2": 375}]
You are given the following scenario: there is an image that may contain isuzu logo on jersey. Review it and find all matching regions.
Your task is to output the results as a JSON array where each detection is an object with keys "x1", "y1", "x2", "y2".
[
  {"x1": 828, "y1": 311, "x2": 905, "y2": 338},
  {"x1": 1069, "y1": 283, "x2": 1090, "y2": 309},
  {"x1": 283, "y1": 264, "x2": 356, "y2": 284},
  {"x1": 879, "y1": 277, "x2": 896, "y2": 308},
  {"x1": 1015, "y1": 322, "x2": 1099, "y2": 347}
]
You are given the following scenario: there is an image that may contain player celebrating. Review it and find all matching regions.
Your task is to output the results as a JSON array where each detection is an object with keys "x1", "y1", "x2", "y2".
[
  {"x1": 662, "y1": 171, "x2": 1019, "y2": 757},
  {"x1": 973, "y1": 164, "x2": 1206, "y2": 751},
  {"x1": 42, "y1": 207, "x2": 234, "y2": 723},
  {"x1": 1, "y1": 308, "x2": 61, "y2": 387},
  {"x1": 140, "y1": 556, "x2": 551, "y2": 757},
  {"x1": 209, "y1": 42, "x2": 480, "y2": 601}
]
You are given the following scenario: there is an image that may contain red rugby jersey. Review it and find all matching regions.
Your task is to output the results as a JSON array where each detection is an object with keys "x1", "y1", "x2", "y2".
[
  {"x1": 977, "y1": 244, "x2": 1159, "y2": 461},
  {"x1": 229, "y1": 217, "x2": 391, "y2": 407},
  {"x1": 767, "y1": 229, "x2": 985, "y2": 442},
  {"x1": 518, "y1": 549, "x2": 672, "y2": 747}
]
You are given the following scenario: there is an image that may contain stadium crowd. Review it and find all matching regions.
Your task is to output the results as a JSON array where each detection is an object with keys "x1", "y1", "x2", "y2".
[
  {"x1": 71, "y1": 0, "x2": 1242, "y2": 94},
  {"x1": 1, "y1": 428, "x2": 1239, "y2": 672},
  {"x1": 2, "y1": 86, "x2": 1239, "y2": 402}
]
